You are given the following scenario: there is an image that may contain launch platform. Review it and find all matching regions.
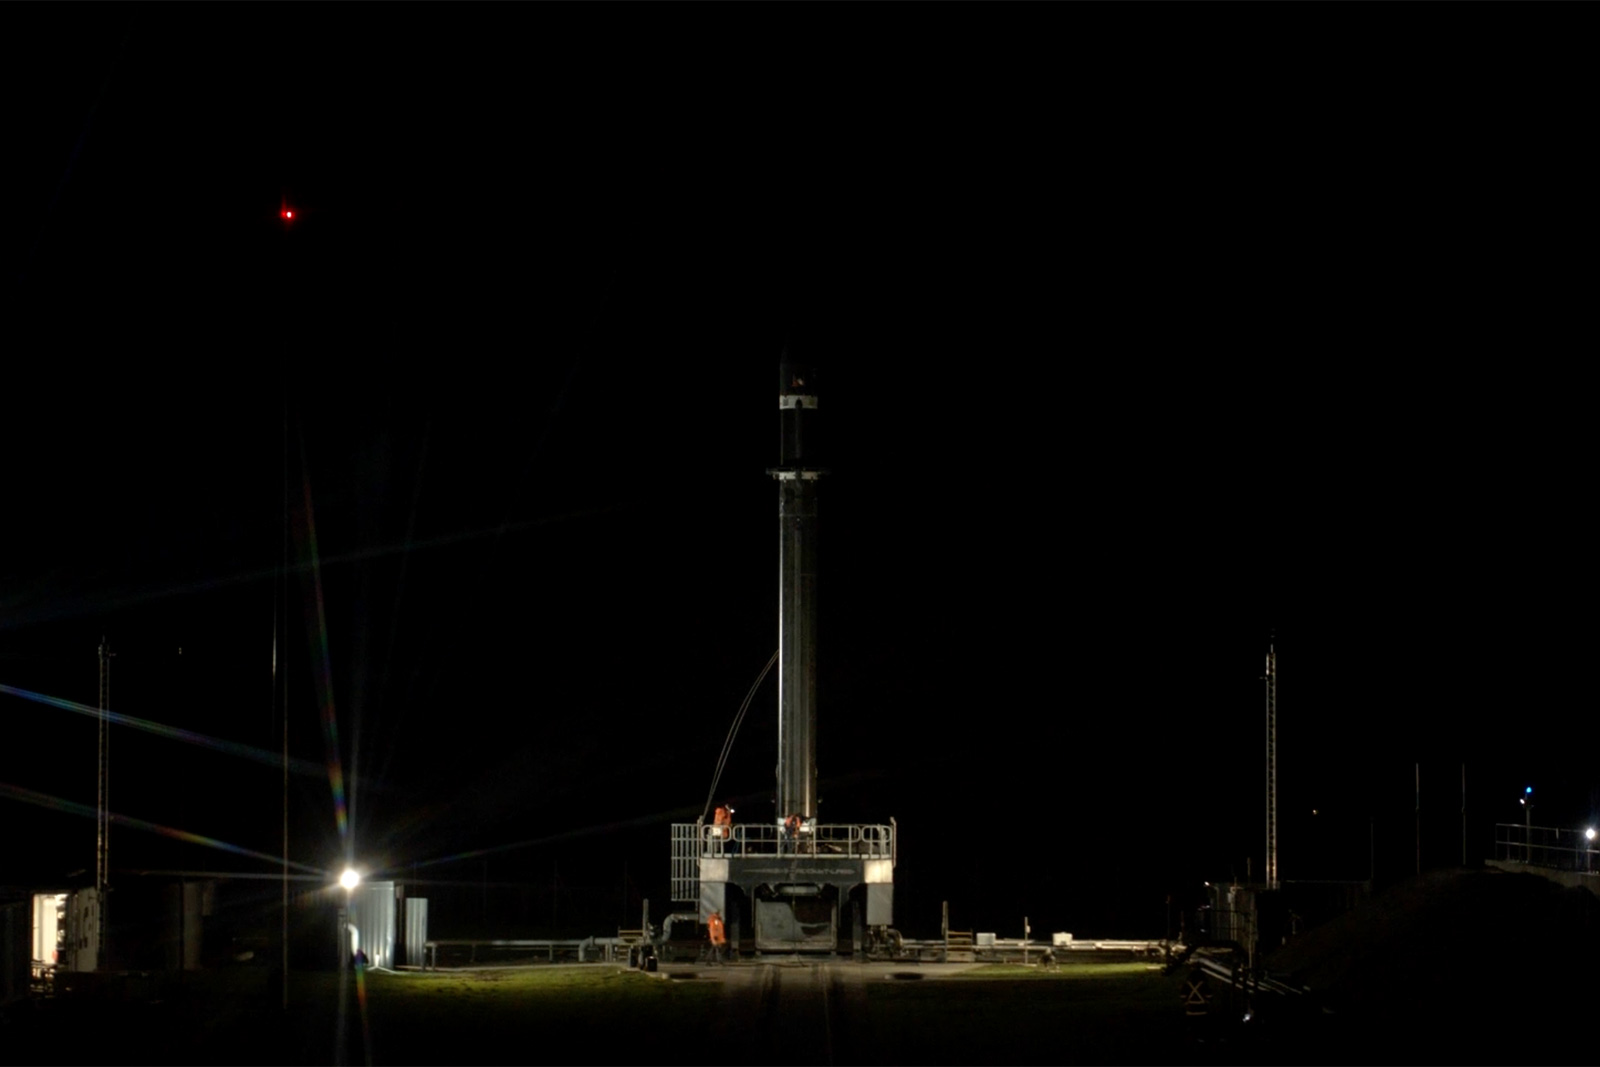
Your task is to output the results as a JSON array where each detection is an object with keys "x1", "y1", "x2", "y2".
[{"x1": 671, "y1": 820, "x2": 895, "y2": 953}]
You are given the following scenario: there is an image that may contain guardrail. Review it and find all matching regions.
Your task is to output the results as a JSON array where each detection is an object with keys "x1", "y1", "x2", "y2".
[
  {"x1": 422, "y1": 938, "x2": 605, "y2": 969},
  {"x1": 699, "y1": 822, "x2": 895, "y2": 859},
  {"x1": 672, "y1": 819, "x2": 897, "y2": 903},
  {"x1": 1494, "y1": 823, "x2": 1599, "y2": 873}
]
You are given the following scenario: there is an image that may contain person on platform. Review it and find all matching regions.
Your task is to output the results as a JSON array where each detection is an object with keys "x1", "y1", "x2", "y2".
[
  {"x1": 707, "y1": 910, "x2": 727, "y2": 965},
  {"x1": 713, "y1": 803, "x2": 738, "y2": 853},
  {"x1": 785, "y1": 813, "x2": 803, "y2": 852}
]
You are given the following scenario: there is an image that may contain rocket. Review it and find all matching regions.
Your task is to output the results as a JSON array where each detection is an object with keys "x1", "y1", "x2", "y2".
[{"x1": 772, "y1": 354, "x2": 821, "y2": 825}]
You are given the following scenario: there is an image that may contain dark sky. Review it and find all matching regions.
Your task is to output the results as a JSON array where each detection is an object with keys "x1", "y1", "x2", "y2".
[{"x1": 4, "y1": 12, "x2": 1593, "y2": 939}]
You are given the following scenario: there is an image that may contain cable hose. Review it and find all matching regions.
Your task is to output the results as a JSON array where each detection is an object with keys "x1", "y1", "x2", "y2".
[
  {"x1": 709, "y1": 650, "x2": 774, "y2": 790},
  {"x1": 702, "y1": 649, "x2": 779, "y2": 823},
  {"x1": 703, "y1": 648, "x2": 777, "y2": 821}
]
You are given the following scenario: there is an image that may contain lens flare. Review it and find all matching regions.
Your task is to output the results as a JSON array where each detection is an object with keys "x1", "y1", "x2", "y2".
[
  {"x1": 0, "y1": 780, "x2": 325, "y2": 873},
  {"x1": 0, "y1": 683, "x2": 322, "y2": 777},
  {"x1": 294, "y1": 460, "x2": 349, "y2": 843},
  {"x1": 408, "y1": 803, "x2": 703, "y2": 870}
]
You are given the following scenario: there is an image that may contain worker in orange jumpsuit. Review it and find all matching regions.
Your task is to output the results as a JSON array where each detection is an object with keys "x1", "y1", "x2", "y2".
[
  {"x1": 713, "y1": 803, "x2": 739, "y2": 854},
  {"x1": 707, "y1": 910, "x2": 727, "y2": 965}
]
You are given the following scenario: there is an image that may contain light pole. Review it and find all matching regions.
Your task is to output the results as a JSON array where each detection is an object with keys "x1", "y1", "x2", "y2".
[
  {"x1": 1585, "y1": 827, "x2": 1596, "y2": 874},
  {"x1": 1519, "y1": 787, "x2": 1533, "y2": 863},
  {"x1": 340, "y1": 868, "x2": 361, "y2": 970}
]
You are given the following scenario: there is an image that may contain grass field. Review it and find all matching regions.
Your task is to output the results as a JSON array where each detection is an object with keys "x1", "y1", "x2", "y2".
[
  {"x1": 356, "y1": 960, "x2": 1192, "y2": 1065},
  {"x1": 355, "y1": 966, "x2": 722, "y2": 1064},
  {"x1": 847, "y1": 962, "x2": 1187, "y2": 1065},
  {"x1": 9, "y1": 959, "x2": 1206, "y2": 1065}
]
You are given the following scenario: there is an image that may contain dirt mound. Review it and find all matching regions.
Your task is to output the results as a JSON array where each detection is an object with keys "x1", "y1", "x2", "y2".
[{"x1": 1262, "y1": 867, "x2": 1600, "y2": 1055}]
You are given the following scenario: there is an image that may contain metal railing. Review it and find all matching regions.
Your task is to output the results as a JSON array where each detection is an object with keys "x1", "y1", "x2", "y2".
[
  {"x1": 672, "y1": 820, "x2": 897, "y2": 903},
  {"x1": 1494, "y1": 823, "x2": 1599, "y2": 872},
  {"x1": 671, "y1": 823, "x2": 701, "y2": 902},
  {"x1": 697, "y1": 821, "x2": 895, "y2": 859},
  {"x1": 1194, "y1": 905, "x2": 1257, "y2": 957},
  {"x1": 422, "y1": 938, "x2": 599, "y2": 969}
]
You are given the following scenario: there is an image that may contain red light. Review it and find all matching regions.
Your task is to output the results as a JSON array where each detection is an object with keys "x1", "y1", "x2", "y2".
[{"x1": 281, "y1": 209, "x2": 295, "y2": 221}]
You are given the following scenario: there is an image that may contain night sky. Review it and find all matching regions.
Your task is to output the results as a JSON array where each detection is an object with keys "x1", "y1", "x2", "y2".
[{"x1": 5, "y1": 13, "x2": 1593, "y2": 941}]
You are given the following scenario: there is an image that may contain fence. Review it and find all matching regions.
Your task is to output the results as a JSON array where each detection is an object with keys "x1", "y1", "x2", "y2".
[{"x1": 1494, "y1": 823, "x2": 1599, "y2": 872}]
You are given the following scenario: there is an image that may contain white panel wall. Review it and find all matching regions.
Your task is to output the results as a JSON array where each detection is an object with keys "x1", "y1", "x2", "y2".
[{"x1": 352, "y1": 881, "x2": 396, "y2": 970}]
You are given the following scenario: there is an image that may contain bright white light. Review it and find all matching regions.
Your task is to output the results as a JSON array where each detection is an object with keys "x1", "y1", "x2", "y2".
[
  {"x1": 1587, "y1": 828, "x2": 1597, "y2": 842},
  {"x1": 340, "y1": 868, "x2": 361, "y2": 891}
]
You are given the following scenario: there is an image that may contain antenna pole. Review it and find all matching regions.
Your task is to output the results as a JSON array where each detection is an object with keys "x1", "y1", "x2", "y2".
[
  {"x1": 281, "y1": 398, "x2": 290, "y2": 1011},
  {"x1": 97, "y1": 638, "x2": 112, "y2": 963},
  {"x1": 1265, "y1": 640, "x2": 1278, "y2": 891}
]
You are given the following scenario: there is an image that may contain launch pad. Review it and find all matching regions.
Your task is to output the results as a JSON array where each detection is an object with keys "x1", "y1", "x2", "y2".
[
  {"x1": 669, "y1": 355, "x2": 896, "y2": 955},
  {"x1": 671, "y1": 820, "x2": 895, "y2": 953}
]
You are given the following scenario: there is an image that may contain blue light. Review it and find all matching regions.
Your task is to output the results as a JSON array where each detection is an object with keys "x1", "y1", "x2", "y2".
[{"x1": 1526, "y1": 786, "x2": 1534, "y2": 795}]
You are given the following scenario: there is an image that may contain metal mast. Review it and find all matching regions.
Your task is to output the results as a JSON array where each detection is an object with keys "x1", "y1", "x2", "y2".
[
  {"x1": 96, "y1": 638, "x2": 112, "y2": 958},
  {"x1": 1265, "y1": 641, "x2": 1278, "y2": 890},
  {"x1": 771, "y1": 355, "x2": 821, "y2": 824}
]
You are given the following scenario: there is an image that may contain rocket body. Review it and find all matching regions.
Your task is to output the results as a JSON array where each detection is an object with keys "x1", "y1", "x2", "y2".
[{"x1": 773, "y1": 358, "x2": 820, "y2": 822}]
